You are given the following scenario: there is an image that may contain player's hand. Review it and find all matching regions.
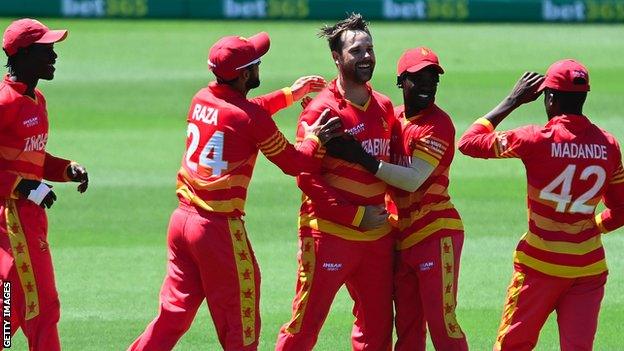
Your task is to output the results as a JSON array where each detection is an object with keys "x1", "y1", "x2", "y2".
[
  {"x1": 301, "y1": 108, "x2": 343, "y2": 145},
  {"x1": 326, "y1": 135, "x2": 380, "y2": 173},
  {"x1": 66, "y1": 162, "x2": 89, "y2": 193},
  {"x1": 15, "y1": 179, "x2": 57, "y2": 209},
  {"x1": 290, "y1": 76, "x2": 327, "y2": 101},
  {"x1": 360, "y1": 205, "x2": 388, "y2": 231},
  {"x1": 300, "y1": 96, "x2": 312, "y2": 109},
  {"x1": 508, "y1": 71, "x2": 545, "y2": 106}
]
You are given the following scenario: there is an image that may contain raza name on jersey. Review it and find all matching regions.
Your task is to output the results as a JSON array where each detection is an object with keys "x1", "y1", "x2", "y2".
[{"x1": 191, "y1": 103, "x2": 219, "y2": 126}]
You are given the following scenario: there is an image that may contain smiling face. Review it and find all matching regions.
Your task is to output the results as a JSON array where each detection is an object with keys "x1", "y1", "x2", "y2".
[
  {"x1": 400, "y1": 66, "x2": 440, "y2": 112},
  {"x1": 333, "y1": 30, "x2": 375, "y2": 85}
]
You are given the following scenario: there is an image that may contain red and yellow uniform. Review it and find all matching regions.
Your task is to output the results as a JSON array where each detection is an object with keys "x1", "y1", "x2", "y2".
[
  {"x1": 0, "y1": 75, "x2": 73, "y2": 351},
  {"x1": 276, "y1": 79, "x2": 395, "y2": 351},
  {"x1": 390, "y1": 104, "x2": 468, "y2": 351},
  {"x1": 458, "y1": 114, "x2": 624, "y2": 350},
  {"x1": 129, "y1": 83, "x2": 321, "y2": 351}
]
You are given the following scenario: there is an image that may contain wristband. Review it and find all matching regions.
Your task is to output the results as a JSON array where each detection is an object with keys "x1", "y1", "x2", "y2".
[{"x1": 27, "y1": 183, "x2": 52, "y2": 205}]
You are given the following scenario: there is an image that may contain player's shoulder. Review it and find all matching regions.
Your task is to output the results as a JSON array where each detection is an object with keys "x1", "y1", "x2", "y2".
[
  {"x1": 209, "y1": 87, "x2": 270, "y2": 116},
  {"x1": 300, "y1": 89, "x2": 338, "y2": 122},
  {"x1": 429, "y1": 105, "x2": 454, "y2": 131},
  {"x1": 0, "y1": 82, "x2": 21, "y2": 105},
  {"x1": 513, "y1": 123, "x2": 544, "y2": 137},
  {"x1": 371, "y1": 88, "x2": 392, "y2": 104},
  {"x1": 371, "y1": 89, "x2": 395, "y2": 111},
  {"x1": 592, "y1": 124, "x2": 622, "y2": 150}
]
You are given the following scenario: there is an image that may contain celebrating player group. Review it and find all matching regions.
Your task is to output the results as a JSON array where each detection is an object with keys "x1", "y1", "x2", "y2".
[{"x1": 1, "y1": 12, "x2": 623, "y2": 351}]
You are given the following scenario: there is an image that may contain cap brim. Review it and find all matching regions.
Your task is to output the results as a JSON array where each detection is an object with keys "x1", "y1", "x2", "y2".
[
  {"x1": 35, "y1": 29, "x2": 68, "y2": 44},
  {"x1": 404, "y1": 62, "x2": 444, "y2": 75},
  {"x1": 537, "y1": 80, "x2": 547, "y2": 93},
  {"x1": 249, "y1": 32, "x2": 270, "y2": 58}
]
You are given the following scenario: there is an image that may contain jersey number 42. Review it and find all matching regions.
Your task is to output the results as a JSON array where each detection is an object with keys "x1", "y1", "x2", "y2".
[{"x1": 539, "y1": 164, "x2": 606, "y2": 214}]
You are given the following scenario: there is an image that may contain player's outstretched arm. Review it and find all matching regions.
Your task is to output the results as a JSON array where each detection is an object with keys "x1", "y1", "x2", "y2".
[
  {"x1": 289, "y1": 76, "x2": 326, "y2": 102},
  {"x1": 250, "y1": 76, "x2": 326, "y2": 116},
  {"x1": 255, "y1": 108, "x2": 341, "y2": 176},
  {"x1": 459, "y1": 72, "x2": 543, "y2": 160},
  {"x1": 482, "y1": 71, "x2": 545, "y2": 128}
]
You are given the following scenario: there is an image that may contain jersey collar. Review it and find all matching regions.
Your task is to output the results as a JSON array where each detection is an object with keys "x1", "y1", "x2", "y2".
[
  {"x1": 546, "y1": 114, "x2": 591, "y2": 130},
  {"x1": 405, "y1": 103, "x2": 436, "y2": 122},
  {"x1": 328, "y1": 78, "x2": 372, "y2": 110},
  {"x1": 3, "y1": 74, "x2": 29, "y2": 95},
  {"x1": 208, "y1": 81, "x2": 245, "y2": 100}
]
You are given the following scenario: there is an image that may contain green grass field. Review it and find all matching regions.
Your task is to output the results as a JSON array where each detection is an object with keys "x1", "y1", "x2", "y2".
[{"x1": 1, "y1": 18, "x2": 623, "y2": 350}]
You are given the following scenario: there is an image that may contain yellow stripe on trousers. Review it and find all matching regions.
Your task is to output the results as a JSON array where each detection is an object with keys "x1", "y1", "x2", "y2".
[
  {"x1": 494, "y1": 271, "x2": 526, "y2": 350},
  {"x1": 441, "y1": 237, "x2": 464, "y2": 338},
  {"x1": 5, "y1": 200, "x2": 39, "y2": 320},
  {"x1": 286, "y1": 237, "x2": 315, "y2": 334},
  {"x1": 228, "y1": 218, "x2": 256, "y2": 346}
]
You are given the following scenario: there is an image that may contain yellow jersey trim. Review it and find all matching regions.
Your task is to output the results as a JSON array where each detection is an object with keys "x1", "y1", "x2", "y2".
[
  {"x1": 475, "y1": 117, "x2": 494, "y2": 131},
  {"x1": 521, "y1": 231, "x2": 602, "y2": 256},
  {"x1": 513, "y1": 251, "x2": 607, "y2": 278},
  {"x1": 281, "y1": 87, "x2": 294, "y2": 106},
  {"x1": 397, "y1": 218, "x2": 464, "y2": 250},
  {"x1": 299, "y1": 214, "x2": 391, "y2": 241}
]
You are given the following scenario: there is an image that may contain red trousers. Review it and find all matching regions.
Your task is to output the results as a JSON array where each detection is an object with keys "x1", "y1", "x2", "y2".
[
  {"x1": 0, "y1": 199, "x2": 61, "y2": 351},
  {"x1": 129, "y1": 204, "x2": 261, "y2": 351},
  {"x1": 276, "y1": 234, "x2": 394, "y2": 351},
  {"x1": 494, "y1": 269, "x2": 607, "y2": 351},
  {"x1": 394, "y1": 232, "x2": 468, "y2": 351}
]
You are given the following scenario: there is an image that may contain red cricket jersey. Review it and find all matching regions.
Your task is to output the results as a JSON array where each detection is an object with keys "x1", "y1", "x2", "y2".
[
  {"x1": 0, "y1": 75, "x2": 71, "y2": 198},
  {"x1": 296, "y1": 79, "x2": 395, "y2": 241},
  {"x1": 459, "y1": 115, "x2": 624, "y2": 278},
  {"x1": 389, "y1": 104, "x2": 463, "y2": 250},
  {"x1": 176, "y1": 82, "x2": 321, "y2": 218}
]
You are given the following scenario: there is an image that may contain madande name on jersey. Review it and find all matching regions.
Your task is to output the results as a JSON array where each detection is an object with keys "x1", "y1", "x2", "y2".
[
  {"x1": 551, "y1": 142, "x2": 607, "y2": 160},
  {"x1": 191, "y1": 103, "x2": 219, "y2": 125}
]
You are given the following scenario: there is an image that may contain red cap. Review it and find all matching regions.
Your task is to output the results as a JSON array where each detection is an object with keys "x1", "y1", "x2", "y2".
[
  {"x1": 3, "y1": 18, "x2": 68, "y2": 56},
  {"x1": 397, "y1": 47, "x2": 444, "y2": 76},
  {"x1": 538, "y1": 59, "x2": 590, "y2": 93},
  {"x1": 207, "y1": 32, "x2": 270, "y2": 80}
]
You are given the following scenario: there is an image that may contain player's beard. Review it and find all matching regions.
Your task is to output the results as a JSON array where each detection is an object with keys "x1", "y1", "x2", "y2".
[
  {"x1": 246, "y1": 67, "x2": 260, "y2": 90},
  {"x1": 342, "y1": 60, "x2": 374, "y2": 85},
  {"x1": 246, "y1": 75, "x2": 260, "y2": 90}
]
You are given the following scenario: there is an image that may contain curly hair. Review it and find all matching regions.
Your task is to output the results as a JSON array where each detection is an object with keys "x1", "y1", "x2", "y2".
[
  {"x1": 318, "y1": 13, "x2": 370, "y2": 53},
  {"x1": 4, "y1": 48, "x2": 26, "y2": 75}
]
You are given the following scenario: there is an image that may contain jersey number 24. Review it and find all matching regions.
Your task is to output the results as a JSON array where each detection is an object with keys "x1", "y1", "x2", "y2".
[{"x1": 185, "y1": 123, "x2": 228, "y2": 177}]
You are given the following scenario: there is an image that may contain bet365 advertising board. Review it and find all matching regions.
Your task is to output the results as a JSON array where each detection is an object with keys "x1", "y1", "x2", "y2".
[{"x1": 2, "y1": 0, "x2": 623, "y2": 22}]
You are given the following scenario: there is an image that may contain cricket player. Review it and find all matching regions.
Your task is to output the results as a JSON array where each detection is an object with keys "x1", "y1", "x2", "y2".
[
  {"x1": 128, "y1": 32, "x2": 341, "y2": 351},
  {"x1": 276, "y1": 14, "x2": 395, "y2": 351},
  {"x1": 0, "y1": 18, "x2": 89, "y2": 350},
  {"x1": 326, "y1": 47, "x2": 468, "y2": 350},
  {"x1": 458, "y1": 60, "x2": 624, "y2": 350},
  {"x1": 389, "y1": 47, "x2": 467, "y2": 351}
]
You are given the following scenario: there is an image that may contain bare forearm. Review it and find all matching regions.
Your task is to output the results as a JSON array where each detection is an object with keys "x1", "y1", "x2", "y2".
[{"x1": 483, "y1": 97, "x2": 520, "y2": 128}]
